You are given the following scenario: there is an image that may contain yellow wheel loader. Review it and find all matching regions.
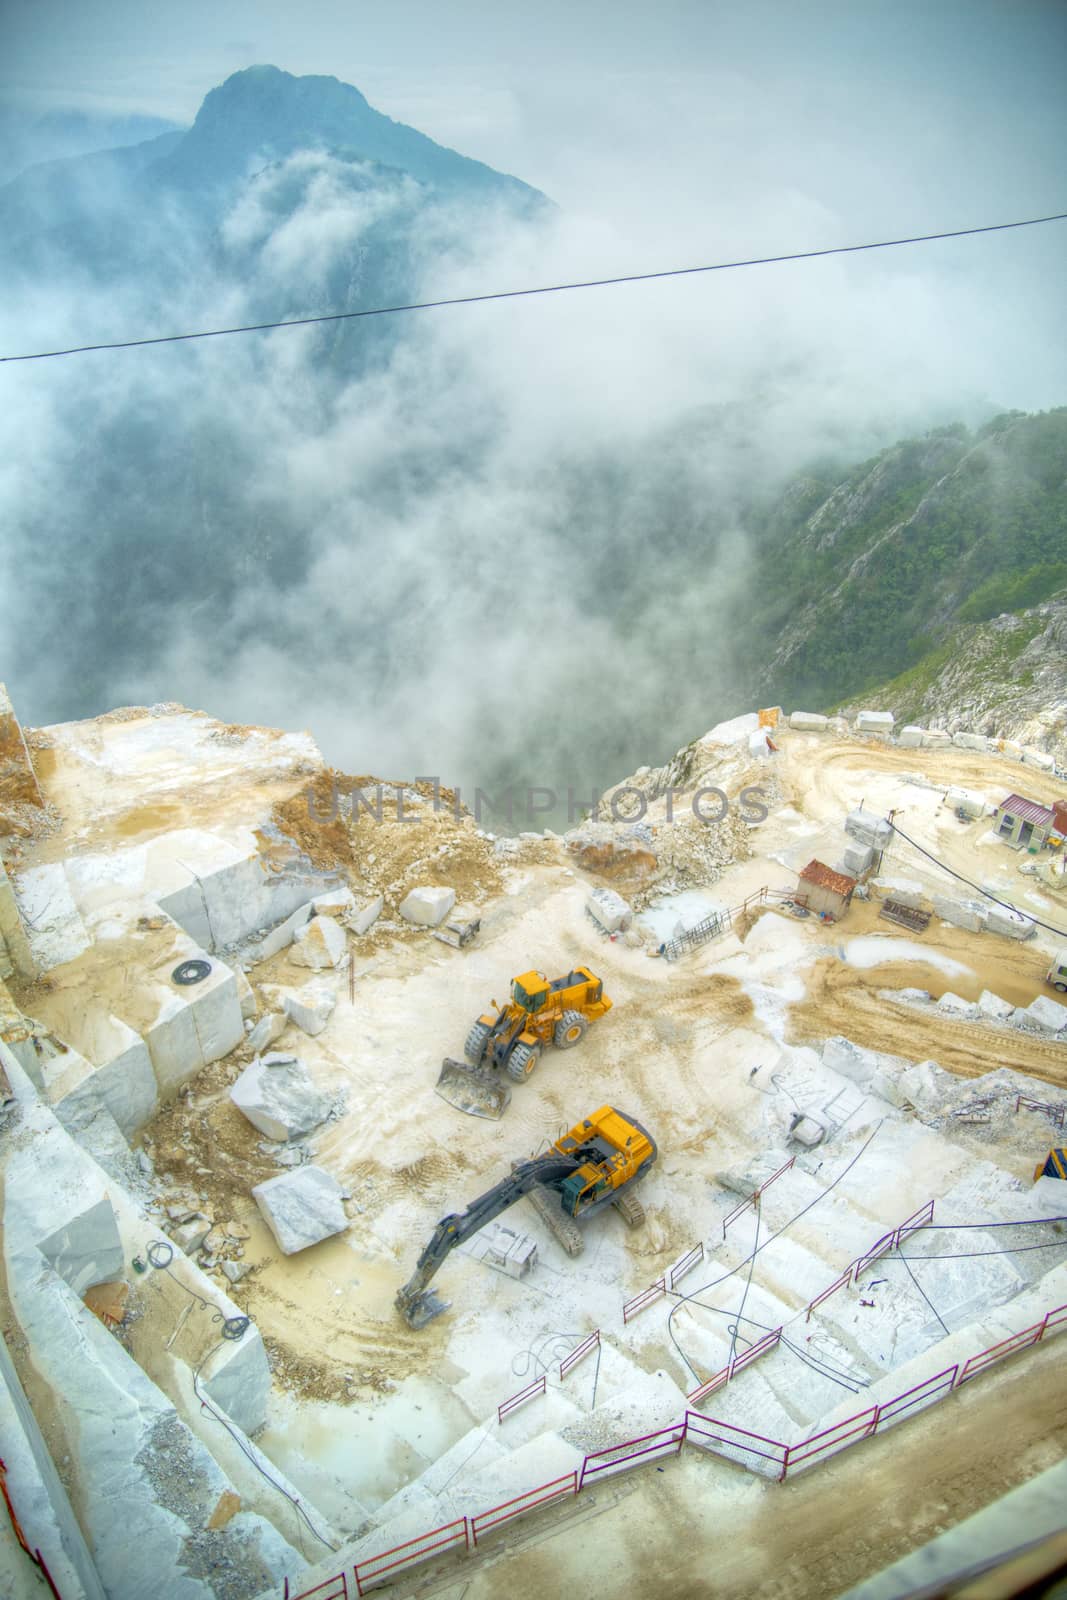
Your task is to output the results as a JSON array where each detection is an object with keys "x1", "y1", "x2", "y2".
[
  {"x1": 396, "y1": 1105, "x2": 656, "y2": 1327},
  {"x1": 436, "y1": 966, "x2": 613, "y2": 1118}
]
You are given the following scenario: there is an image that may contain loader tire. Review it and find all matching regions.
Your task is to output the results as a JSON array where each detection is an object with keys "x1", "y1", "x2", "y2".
[
  {"x1": 506, "y1": 1042, "x2": 541, "y2": 1082},
  {"x1": 554, "y1": 1010, "x2": 588, "y2": 1050},
  {"x1": 464, "y1": 1020, "x2": 492, "y2": 1066}
]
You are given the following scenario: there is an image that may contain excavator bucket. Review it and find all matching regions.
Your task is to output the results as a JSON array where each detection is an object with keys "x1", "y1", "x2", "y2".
[
  {"x1": 435, "y1": 1057, "x2": 512, "y2": 1120},
  {"x1": 396, "y1": 1286, "x2": 450, "y2": 1330}
]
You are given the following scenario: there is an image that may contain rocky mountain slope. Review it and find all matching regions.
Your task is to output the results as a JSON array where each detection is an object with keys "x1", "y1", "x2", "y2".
[
  {"x1": 735, "y1": 408, "x2": 1067, "y2": 716},
  {"x1": 859, "y1": 598, "x2": 1067, "y2": 767}
]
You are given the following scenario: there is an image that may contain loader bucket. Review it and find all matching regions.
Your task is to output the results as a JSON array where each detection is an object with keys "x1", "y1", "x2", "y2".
[{"x1": 435, "y1": 1057, "x2": 512, "y2": 1120}]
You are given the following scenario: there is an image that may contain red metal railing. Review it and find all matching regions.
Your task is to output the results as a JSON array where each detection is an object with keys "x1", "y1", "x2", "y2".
[
  {"x1": 0, "y1": 1456, "x2": 63, "y2": 1600},
  {"x1": 470, "y1": 1472, "x2": 578, "y2": 1546},
  {"x1": 276, "y1": 1292, "x2": 1067, "y2": 1595},
  {"x1": 353, "y1": 1517, "x2": 470, "y2": 1595},
  {"x1": 784, "y1": 1406, "x2": 879, "y2": 1471},
  {"x1": 559, "y1": 1330, "x2": 600, "y2": 1380},
  {"x1": 722, "y1": 1157, "x2": 795, "y2": 1237},
  {"x1": 684, "y1": 1412, "x2": 789, "y2": 1478},
  {"x1": 497, "y1": 1375, "x2": 546, "y2": 1423},
  {"x1": 872, "y1": 1366, "x2": 958, "y2": 1429},
  {"x1": 668, "y1": 1241, "x2": 706, "y2": 1290},
  {"x1": 578, "y1": 1423, "x2": 685, "y2": 1488},
  {"x1": 288, "y1": 1574, "x2": 349, "y2": 1600},
  {"x1": 622, "y1": 1278, "x2": 666, "y2": 1323},
  {"x1": 955, "y1": 1304, "x2": 1065, "y2": 1386},
  {"x1": 806, "y1": 1199, "x2": 935, "y2": 1319},
  {"x1": 687, "y1": 1325, "x2": 783, "y2": 1405}
]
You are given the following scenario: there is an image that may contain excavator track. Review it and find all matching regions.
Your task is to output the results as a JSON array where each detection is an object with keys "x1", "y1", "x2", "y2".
[
  {"x1": 524, "y1": 1182, "x2": 585, "y2": 1256},
  {"x1": 612, "y1": 1188, "x2": 646, "y2": 1228}
]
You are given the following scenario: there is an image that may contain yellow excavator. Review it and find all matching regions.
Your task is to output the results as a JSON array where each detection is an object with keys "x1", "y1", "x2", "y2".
[
  {"x1": 396, "y1": 1105, "x2": 656, "y2": 1328},
  {"x1": 436, "y1": 966, "x2": 613, "y2": 1118}
]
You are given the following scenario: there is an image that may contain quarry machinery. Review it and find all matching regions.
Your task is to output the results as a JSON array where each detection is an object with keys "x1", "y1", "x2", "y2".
[
  {"x1": 396, "y1": 1105, "x2": 655, "y2": 1328},
  {"x1": 435, "y1": 966, "x2": 612, "y2": 1118}
]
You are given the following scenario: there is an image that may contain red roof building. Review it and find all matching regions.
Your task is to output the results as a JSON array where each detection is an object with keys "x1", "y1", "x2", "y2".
[{"x1": 796, "y1": 859, "x2": 857, "y2": 918}]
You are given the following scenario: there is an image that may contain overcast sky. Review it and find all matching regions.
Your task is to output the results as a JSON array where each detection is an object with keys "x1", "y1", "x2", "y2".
[
  {"x1": 1, "y1": 1, "x2": 1065, "y2": 786},
  {"x1": 4, "y1": 1, "x2": 1066, "y2": 232}
]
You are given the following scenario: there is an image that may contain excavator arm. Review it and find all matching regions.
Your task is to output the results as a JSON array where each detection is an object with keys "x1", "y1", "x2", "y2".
[{"x1": 396, "y1": 1153, "x2": 579, "y2": 1328}]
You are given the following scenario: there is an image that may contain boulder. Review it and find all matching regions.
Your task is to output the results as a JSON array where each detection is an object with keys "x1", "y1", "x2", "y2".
[
  {"x1": 282, "y1": 982, "x2": 336, "y2": 1037},
  {"x1": 171, "y1": 1214, "x2": 213, "y2": 1255},
  {"x1": 952, "y1": 732, "x2": 989, "y2": 752},
  {"x1": 932, "y1": 897, "x2": 986, "y2": 933},
  {"x1": 788, "y1": 711, "x2": 828, "y2": 732},
  {"x1": 349, "y1": 894, "x2": 384, "y2": 935},
  {"x1": 998, "y1": 739, "x2": 1024, "y2": 761},
  {"x1": 856, "y1": 710, "x2": 894, "y2": 734},
  {"x1": 587, "y1": 886, "x2": 632, "y2": 933},
  {"x1": 945, "y1": 786, "x2": 986, "y2": 820},
  {"x1": 845, "y1": 808, "x2": 892, "y2": 849},
  {"x1": 1017, "y1": 995, "x2": 1067, "y2": 1034},
  {"x1": 222, "y1": 1260, "x2": 252, "y2": 1284},
  {"x1": 977, "y1": 990, "x2": 1014, "y2": 1021},
  {"x1": 399, "y1": 886, "x2": 456, "y2": 928},
  {"x1": 842, "y1": 843, "x2": 875, "y2": 877},
  {"x1": 252, "y1": 1165, "x2": 348, "y2": 1254},
  {"x1": 896, "y1": 726, "x2": 925, "y2": 748},
  {"x1": 246, "y1": 1012, "x2": 286, "y2": 1052},
  {"x1": 37, "y1": 1193, "x2": 124, "y2": 1295},
  {"x1": 1022, "y1": 747, "x2": 1055, "y2": 770},
  {"x1": 935, "y1": 991, "x2": 978, "y2": 1020},
  {"x1": 290, "y1": 913, "x2": 347, "y2": 969},
  {"x1": 984, "y1": 905, "x2": 1036, "y2": 940},
  {"x1": 230, "y1": 1052, "x2": 330, "y2": 1141},
  {"x1": 821, "y1": 1036, "x2": 880, "y2": 1087},
  {"x1": 234, "y1": 968, "x2": 257, "y2": 1020},
  {"x1": 312, "y1": 889, "x2": 354, "y2": 916},
  {"x1": 921, "y1": 729, "x2": 952, "y2": 749}
]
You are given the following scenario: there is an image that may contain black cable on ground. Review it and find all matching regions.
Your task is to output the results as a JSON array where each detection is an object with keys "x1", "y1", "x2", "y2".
[
  {"x1": 896, "y1": 1254, "x2": 950, "y2": 1336},
  {"x1": 727, "y1": 1207, "x2": 760, "y2": 1366},
  {"x1": 192, "y1": 1344, "x2": 338, "y2": 1553},
  {"x1": 888, "y1": 821, "x2": 1067, "y2": 941},
  {"x1": 667, "y1": 1121, "x2": 884, "y2": 1381},
  {"x1": 145, "y1": 1242, "x2": 336, "y2": 1553},
  {"x1": 3, "y1": 212, "x2": 1064, "y2": 364}
]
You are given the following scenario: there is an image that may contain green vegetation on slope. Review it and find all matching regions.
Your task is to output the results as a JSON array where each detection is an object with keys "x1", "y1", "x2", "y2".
[{"x1": 731, "y1": 408, "x2": 1067, "y2": 710}]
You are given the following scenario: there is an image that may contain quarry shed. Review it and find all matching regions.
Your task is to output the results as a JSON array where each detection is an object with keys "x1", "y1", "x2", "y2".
[
  {"x1": 993, "y1": 793, "x2": 1067, "y2": 852},
  {"x1": 795, "y1": 858, "x2": 857, "y2": 919}
]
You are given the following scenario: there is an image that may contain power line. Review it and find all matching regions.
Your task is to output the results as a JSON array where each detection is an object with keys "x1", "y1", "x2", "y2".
[{"x1": 2, "y1": 211, "x2": 1065, "y2": 365}]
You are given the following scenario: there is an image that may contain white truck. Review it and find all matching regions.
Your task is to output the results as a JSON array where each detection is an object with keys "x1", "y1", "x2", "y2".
[{"x1": 1047, "y1": 949, "x2": 1067, "y2": 993}]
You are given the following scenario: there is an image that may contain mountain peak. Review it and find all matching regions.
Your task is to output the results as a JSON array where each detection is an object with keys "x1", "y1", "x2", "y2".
[{"x1": 166, "y1": 64, "x2": 542, "y2": 205}]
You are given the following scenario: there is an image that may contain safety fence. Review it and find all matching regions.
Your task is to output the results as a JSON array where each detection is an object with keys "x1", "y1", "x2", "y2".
[
  {"x1": 623, "y1": 1239, "x2": 708, "y2": 1323},
  {"x1": 622, "y1": 1277, "x2": 666, "y2": 1323},
  {"x1": 577, "y1": 1422, "x2": 686, "y2": 1488},
  {"x1": 497, "y1": 1375, "x2": 545, "y2": 1423},
  {"x1": 955, "y1": 1302, "x2": 1067, "y2": 1386},
  {"x1": 470, "y1": 1472, "x2": 578, "y2": 1546},
  {"x1": 690, "y1": 1297, "x2": 1067, "y2": 1484},
  {"x1": 722, "y1": 1157, "x2": 795, "y2": 1237},
  {"x1": 1014, "y1": 1094, "x2": 1066, "y2": 1129},
  {"x1": 559, "y1": 1329, "x2": 600, "y2": 1380},
  {"x1": 282, "y1": 1298, "x2": 1067, "y2": 1597},
  {"x1": 667, "y1": 1241, "x2": 706, "y2": 1289},
  {"x1": 805, "y1": 1199, "x2": 935, "y2": 1320},
  {"x1": 0, "y1": 1456, "x2": 63, "y2": 1600},
  {"x1": 687, "y1": 1325, "x2": 783, "y2": 1405}
]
